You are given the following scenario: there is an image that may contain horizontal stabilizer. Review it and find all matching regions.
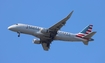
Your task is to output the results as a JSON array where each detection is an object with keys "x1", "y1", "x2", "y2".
[
  {"x1": 83, "y1": 32, "x2": 96, "y2": 38},
  {"x1": 82, "y1": 32, "x2": 96, "y2": 45},
  {"x1": 83, "y1": 41, "x2": 89, "y2": 45}
]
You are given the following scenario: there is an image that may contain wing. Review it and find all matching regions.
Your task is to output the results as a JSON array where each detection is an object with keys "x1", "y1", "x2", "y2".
[
  {"x1": 41, "y1": 42, "x2": 50, "y2": 51},
  {"x1": 40, "y1": 38, "x2": 52, "y2": 51},
  {"x1": 49, "y1": 11, "x2": 73, "y2": 31},
  {"x1": 40, "y1": 11, "x2": 74, "y2": 51}
]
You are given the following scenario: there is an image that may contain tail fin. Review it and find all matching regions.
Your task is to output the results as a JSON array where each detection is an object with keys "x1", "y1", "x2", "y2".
[
  {"x1": 76, "y1": 25, "x2": 93, "y2": 38},
  {"x1": 80, "y1": 25, "x2": 93, "y2": 34},
  {"x1": 76, "y1": 25, "x2": 96, "y2": 45}
]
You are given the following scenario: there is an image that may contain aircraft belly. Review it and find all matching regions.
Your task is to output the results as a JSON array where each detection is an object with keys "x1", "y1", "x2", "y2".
[
  {"x1": 55, "y1": 35, "x2": 82, "y2": 41},
  {"x1": 55, "y1": 35, "x2": 74, "y2": 41},
  {"x1": 18, "y1": 27, "x2": 35, "y2": 34},
  {"x1": 18, "y1": 27, "x2": 42, "y2": 38},
  {"x1": 32, "y1": 32, "x2": 43, "y2": 38}
]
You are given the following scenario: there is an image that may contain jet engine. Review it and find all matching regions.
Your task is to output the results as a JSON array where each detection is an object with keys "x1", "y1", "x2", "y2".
[{"x1": 33, "y1": 39, "x2": 41, "y2": 44}]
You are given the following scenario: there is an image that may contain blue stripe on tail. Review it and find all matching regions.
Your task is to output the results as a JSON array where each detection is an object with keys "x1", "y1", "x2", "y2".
[{"x1": 81, "y1": 26, "x2": 90, "y2": 33}]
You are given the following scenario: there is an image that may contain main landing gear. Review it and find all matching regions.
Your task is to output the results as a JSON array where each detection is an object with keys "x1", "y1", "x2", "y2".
[{"x1": 17, "y1": 32, "x2": 20, "y2": 37}]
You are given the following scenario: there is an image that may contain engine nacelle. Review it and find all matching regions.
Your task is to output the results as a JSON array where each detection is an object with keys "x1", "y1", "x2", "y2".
[
  {"x1": 33, "y1": 39, "x2": 41, "y2": 44},
  {"x1": 40, "y1": 28, "x2": 48, "y2": 33}
]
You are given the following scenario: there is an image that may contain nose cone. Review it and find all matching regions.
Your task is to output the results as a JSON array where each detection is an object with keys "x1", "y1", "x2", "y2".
[
  {"x1": 8, "y1": 25, "x2": 16, "y2": 31},
  {"x1": 8, "y1": 26, "x2": 11, "y2": 30}
]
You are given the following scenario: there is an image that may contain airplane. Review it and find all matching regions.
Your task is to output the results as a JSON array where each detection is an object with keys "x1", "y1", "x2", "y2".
[{"x1": 8, "y1": 11, "x2": 96, "y2": 51}]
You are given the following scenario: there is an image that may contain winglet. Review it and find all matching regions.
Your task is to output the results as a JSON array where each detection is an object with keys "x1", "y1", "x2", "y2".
[
  {"x1": 49, "y1": 10, "x2": 74, "y2": 31},
  {"x1": 67, "y1": 10, "x2": 74, "y2": 19}
]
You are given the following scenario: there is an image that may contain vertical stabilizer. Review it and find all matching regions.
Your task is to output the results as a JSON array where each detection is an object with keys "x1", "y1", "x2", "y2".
[
  {"x1": 80, "y1": 25, "x2": 93, "y2": 34},
  {"x1": 76, "y1": 25, "x2": 96, "y2": 45},
  {"x1": 76, "y1": 25, "x2": 93, "y2": 38}
]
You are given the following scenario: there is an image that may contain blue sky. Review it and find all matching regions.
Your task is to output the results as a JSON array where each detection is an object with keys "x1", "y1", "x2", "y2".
[{"x1": 0, "y1": 0, "x2": 105, "y2": 63}]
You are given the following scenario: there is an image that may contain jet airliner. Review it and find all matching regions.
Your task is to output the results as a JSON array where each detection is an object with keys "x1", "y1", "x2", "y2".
[{"x1": 8, "y1": 11, "x2": 96, "y2": 51}]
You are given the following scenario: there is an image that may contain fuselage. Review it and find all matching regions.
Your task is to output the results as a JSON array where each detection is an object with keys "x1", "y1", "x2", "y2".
[{"x1": 8, "y1": 23, "x2": 85, "y2": 42}]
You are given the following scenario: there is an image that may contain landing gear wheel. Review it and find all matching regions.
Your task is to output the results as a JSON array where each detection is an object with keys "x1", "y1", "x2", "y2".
[{"x1": 18, "y1": 34, "x2": 20, "y2": 37}]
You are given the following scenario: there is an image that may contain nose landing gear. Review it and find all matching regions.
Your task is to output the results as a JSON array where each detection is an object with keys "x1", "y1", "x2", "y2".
[{"x1": 17, "y1": 32, "x2": 20, "y2": 37}]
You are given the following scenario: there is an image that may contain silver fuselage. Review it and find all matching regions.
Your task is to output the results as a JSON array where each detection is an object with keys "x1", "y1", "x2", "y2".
[{"x1": 8, "y1": 23, "x2": 86, "y2": 42}]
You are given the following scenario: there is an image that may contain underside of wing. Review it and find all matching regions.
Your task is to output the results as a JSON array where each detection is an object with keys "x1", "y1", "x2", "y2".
[
  {"x1": 49, "y1": 11, "x2": 73, "y2": 31},
  {"x1": 41, "y1": 43, "x2": 50, "y2": 51}
]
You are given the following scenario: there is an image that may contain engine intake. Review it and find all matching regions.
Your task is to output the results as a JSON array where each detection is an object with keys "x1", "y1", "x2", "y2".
[{"x1": 33, "y1": 39, "x2": 41, "y2": 44}]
